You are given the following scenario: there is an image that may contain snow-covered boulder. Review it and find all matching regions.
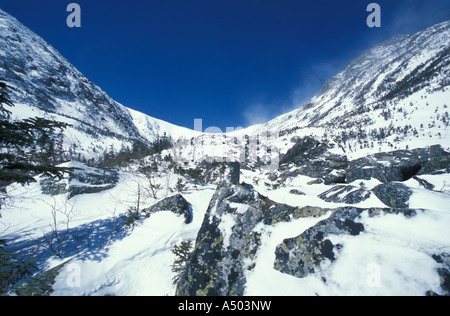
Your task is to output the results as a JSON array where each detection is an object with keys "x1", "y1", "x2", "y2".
[
  {"x1": 346, "y1": 145, "x2": 450, "y2": 183},
  {"x1": 39, "y1": 162, "x2": 119, "y2": 199},
  {"x1": 279, "y1": 136, "x2": 348, "y2": 185},
  {"x1": 274, "y1": 207, "x2": 417, "y2": 279},
  {"x1": 142, "y1": 194, "x2": 193, "y2": 224}
]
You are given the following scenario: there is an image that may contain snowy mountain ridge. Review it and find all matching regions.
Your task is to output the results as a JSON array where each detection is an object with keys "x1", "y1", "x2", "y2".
[
  {"x1": 1, "y1": 6, "x2": 449, "y2": 166},
  {"x1": 0, "y1": 8, "x2": 194, "y2": 160},
  {"x1": 173, "y1": 20, "x2": 450, "y2": 165}
]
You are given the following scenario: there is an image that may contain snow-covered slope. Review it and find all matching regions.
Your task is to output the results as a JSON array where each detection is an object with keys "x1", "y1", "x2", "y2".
[
  {"x1": 1, "y1": 8, "x2": 450, "y2": 297},
  {"x1": 126, "y1": 107, "x2": 201, "y2": 143},
  {"x1": 261, "y1": 21, "x2": 450, "y2": 154},
  {"x1": 2, "y1": 6, "x2": 448, "y2": 165}
]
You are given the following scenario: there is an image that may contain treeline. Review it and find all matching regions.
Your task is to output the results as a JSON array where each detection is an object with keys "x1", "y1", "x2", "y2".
[{"x1": 96, "y1": 134, "x2": 174, "y2": 168}]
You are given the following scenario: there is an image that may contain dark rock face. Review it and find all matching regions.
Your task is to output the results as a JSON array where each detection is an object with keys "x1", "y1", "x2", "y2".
[
  {"x1": 176, "y1": 182, "x2": 261, "y2": 296},
  {"x1": 431, "y1": 254, "x2": 450, "y2": 296},
  {"x1": 142, "y1": 194, "x2": 193, "y2": 224},
  {"x1": 229, "y1": 161, "x2": 241, "y2": 185},
  {"x1": 346, "y1": 145, "x2": 450, "y2": 183},
  {"x1": 372, "y1": 183, "x2": 413, "y2": 209},
  {"x1": 67, "y1": 167, "x2": 119, "y2": 199},
  {"x1": 176, "y1": 182, "x2": 328, "y2": 296}
]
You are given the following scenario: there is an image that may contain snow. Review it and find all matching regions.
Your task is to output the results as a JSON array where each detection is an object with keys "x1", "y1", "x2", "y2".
[
  {"x1": 126, "y1": 107, "x2": 202, "y2": 143},
  {"x1": 1, "y1": 9, "x2": 449, "y2": 296},
  {"x1": 218, "y1": 213, "x2": 235, "y2": 249},
  {"x1": 238, "y1": 167, "x2": 450, "y2": 296},
  {"x1": 244, "y1": 197, "x2": 450, "y2": 296},
  {"x1": 53, "y1": 211, "x2": 187, "y2": 296},
  {"x1": 0, "y1": 164, "x2": 217, "y2": 296},
  {"x1": 2, "y1": 158, "x2": 450, "y2": 296},
  {"x1": 51, "y1": 186, "x2": 215, "y2": 296},
  {"x1": 321, "y1": 207, "x2": 450, "y2": 296}
]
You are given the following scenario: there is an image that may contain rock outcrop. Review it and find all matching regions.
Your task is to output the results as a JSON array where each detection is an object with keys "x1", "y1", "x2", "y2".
[
  {"x1": 39, "y1": 163, "x2": 119, "y2": 199},
  {"x1": 346, "y1": 145, "x2": 450, "y2": 184},
  {"x1": 372, "y1": 183, "x2": 413, "y2": 209},
  {"x1": 318, "y1": 185, "x2": 372, "y2": 204},
  {"x1": 280, "y1": 141, "x2": 450, "y2": 186},
  {"x1": 142, "y1": 194, "x2": 193, "y2": 224},
  {"x1": 176, "y1": 182, "x2": 328, "y2": 296},
  {"x1": 279, "y1": 136, "x2": 348, "y2": 185}
]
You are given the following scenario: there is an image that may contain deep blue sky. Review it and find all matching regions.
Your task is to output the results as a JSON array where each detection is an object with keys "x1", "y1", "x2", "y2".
[{"x1": 1, "y1": 0, "x2": 450, "y2": 130}]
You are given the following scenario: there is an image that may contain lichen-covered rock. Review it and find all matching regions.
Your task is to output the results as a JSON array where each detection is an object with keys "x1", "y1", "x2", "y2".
[
  {"x1": 412, "y1": 176, "x2": 435, "y2": 190},
  {"x1": 9, "y1": 262, "x2": 66, "y2": 296},
  {"x1": 274, "y1": 207, "x2": 365, "y2": 278},
  {"x1": 372, "y1": 182, "x2": 413, "y2": 209},
  {"x1": 274, "y1": 206, "x2": 418, "y2": 279},
  {"x1": 142, "y1": 194, "x2": 193, "y2": 224},
  {"x1": 432, "y1": 254, "x2": 450, "y2": 296},
  {"x1": 175, "y1": 182, "x2": 328, "y2": 296},
  {"x1": 176, "y1": 182, "x2": 261, "y2": 296}
]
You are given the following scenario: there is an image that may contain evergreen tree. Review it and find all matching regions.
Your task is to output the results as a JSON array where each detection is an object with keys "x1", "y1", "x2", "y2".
[
  {"x1": 0, "y1": 79, "x2": 74, "y2": 210},
  {"x1": 175, "y1": 178, "x2": 186, "y2": 192},
  {"x1": 171, "y1": 240, "x2": 193, "y2": 285}
]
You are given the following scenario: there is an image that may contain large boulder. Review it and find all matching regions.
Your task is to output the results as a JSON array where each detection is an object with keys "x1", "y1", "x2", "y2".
[
  {"x1": 274, "y1": 207, "x2": 417, "y2": 279},
  {"x1": 346, "y1": 145, "x2": 450, "y2": 183},
  {"x1": 40, "y1": 163, "x2": 119, "y2": 199},
  {"x1": 372, "y1": 182, "x2": 413, "y2": 209},
  {"x1": 142, "y1": 194, "x2": 193, "y2": 224},
  {"x1": 68, "y1": 166, "x2": 119, "y2": 199}
]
